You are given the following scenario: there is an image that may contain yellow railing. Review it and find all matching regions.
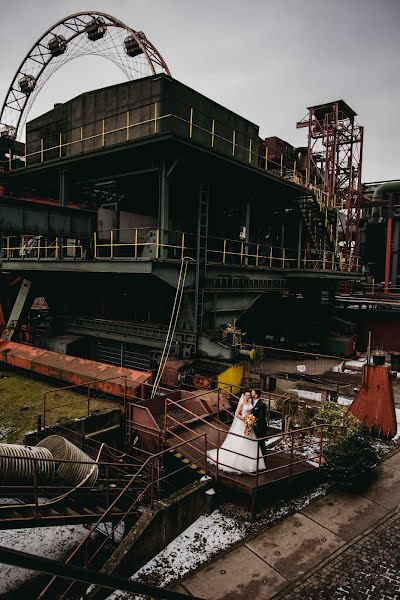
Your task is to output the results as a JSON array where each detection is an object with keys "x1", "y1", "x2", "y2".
[
  {"x1": 0, "y1": 236, "x2": 83, "y2": 260},
  {"x1": 0, "y1": 230, "x2": 360, "y2": 274},
  {"x1": 1, "y1": 102, "x2": 335, "y2": 213}
]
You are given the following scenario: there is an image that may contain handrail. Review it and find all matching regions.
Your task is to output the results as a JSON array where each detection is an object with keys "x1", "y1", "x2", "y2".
[
  {"x1": 38, "y1": 432, "x2": 208, "y2": 599},
  {"x1": 1, "y1": 101, "x2": 336, "y2": 212},
  {"x1": 0, "y1": 229, "x2": 360, "y2": 273},
  {"x1": 165, "y1": 396, "x2": 336, "y2": 444}
]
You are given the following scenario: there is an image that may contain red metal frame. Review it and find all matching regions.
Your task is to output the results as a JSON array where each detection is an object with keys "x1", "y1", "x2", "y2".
[
  {"x1": 348, "y1": 364, "x2": 397, "y2": 438},
  {"x1": 297, "y1": 101, "x2": 364, "y2": 256}
]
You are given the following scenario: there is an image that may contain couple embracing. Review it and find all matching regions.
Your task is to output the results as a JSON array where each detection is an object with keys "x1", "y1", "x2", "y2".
[{"x1": 207, "y1": 388, "x2": 267, "y2": 474}]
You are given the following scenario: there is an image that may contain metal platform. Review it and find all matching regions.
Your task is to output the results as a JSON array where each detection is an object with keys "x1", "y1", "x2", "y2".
[{"x1": 165, "y1": 420, "x2": 316, "y2": 495}]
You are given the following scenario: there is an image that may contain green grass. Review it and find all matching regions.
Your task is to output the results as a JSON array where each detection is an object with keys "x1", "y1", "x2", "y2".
[{"x1": 0, "y1": 370, "x2": 120, "y2": 444}]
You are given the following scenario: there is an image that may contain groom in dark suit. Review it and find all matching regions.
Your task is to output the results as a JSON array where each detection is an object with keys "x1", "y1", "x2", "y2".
[{"x1": 251, "y1": 388, "x2": 267, "y2": 462}]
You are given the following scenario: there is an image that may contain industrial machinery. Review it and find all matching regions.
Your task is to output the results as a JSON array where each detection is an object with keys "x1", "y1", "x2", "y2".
[{"x1": 297, "y1": 101, "x2": 364, "y2": 257}]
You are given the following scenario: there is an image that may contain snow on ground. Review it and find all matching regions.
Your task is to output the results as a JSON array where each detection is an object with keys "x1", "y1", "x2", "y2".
[
  {"x1": 333, "y1": 358, "x2": 367, "y2": 373},
  {"x1": 290, "y1": 388, "x2": 353, "y2": 406},
  {"x1": 0, "y1": 524, "x2": 88, "y2": 595},
  {"x1": 106, "y1": 510, "x2": 245, "y2": 598},
  {"x1": 0, "y1": 427, "x2": 15, "y2": 442},
  {"x1": 105, "y1": 484, "x2": 329, "y2": 599},
  {"x1": 394, "y1": 408, "x2": 400, "y2": 440}
]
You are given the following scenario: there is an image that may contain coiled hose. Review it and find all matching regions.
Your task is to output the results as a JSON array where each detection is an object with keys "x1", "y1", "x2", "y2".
[
  {"x1": 38, "y1": 435, "x2": 98, "y2": 487},
  {"x1": 0, "y1": 443, "x2": 55, "y2": 484}
]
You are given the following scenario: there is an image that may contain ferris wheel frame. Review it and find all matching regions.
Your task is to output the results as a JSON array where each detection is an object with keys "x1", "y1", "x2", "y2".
[{"x1": 0, "y1": 11, "x2": 171, "y2": 141}]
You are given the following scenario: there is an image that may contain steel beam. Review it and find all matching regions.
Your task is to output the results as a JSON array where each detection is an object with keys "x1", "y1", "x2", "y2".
[{"x1": 0, "y1": 545, "x2": 198, "y2": 599}]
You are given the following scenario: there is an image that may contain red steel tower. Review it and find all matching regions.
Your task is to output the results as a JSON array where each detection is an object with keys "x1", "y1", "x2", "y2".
[{"x1": 297, "y1": 101, "x2": 364, "y2": 257}]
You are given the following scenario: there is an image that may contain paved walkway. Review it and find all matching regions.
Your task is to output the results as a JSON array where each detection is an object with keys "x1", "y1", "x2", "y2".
[{"x1": 172, "y1": 450, "x2": 400, "y2": 600}]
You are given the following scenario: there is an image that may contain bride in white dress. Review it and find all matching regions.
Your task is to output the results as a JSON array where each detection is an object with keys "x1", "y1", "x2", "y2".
[{"x1": 207, "y1": 391, "x2": 266, "y2": 474}]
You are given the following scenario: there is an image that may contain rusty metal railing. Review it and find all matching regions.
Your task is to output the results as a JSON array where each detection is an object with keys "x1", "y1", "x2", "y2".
[{"x1": 37, "y1": 433, "x2": 209, "y2": 599}]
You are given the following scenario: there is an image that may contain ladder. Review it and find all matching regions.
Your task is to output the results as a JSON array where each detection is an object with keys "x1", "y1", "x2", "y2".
[{"x1": 195, "y1": 184, "x2": 209, "y2": 335}]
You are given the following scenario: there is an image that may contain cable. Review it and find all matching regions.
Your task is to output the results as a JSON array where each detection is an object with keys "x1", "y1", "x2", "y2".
[
  {"x1": 155, "y1": 258, "x2": 189, "y2": 393},
  {"x1": 151, "y1": 256, "x2": 191, "y2": 398},
  {"x1": 151, "y1": 257, "x2": 188, "y2": 397}
]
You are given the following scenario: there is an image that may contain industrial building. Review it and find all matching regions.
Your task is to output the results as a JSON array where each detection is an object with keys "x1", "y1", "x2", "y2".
[
  {"x1": 0, "y1": 70, "x2": 366, "y2": 367},
  {"x1": 0, "y1": 10, "x2": 399, "y2": 600}
]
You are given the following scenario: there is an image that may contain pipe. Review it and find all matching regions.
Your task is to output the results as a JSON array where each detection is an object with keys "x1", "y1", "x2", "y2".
[
  {"x1": 0, "y1": 443, "x2": 54, "y2": 484},
  {"x1": 372, "y1": 181, "x2": 400, "y2": 201},
  {"x1": 384, "y1": 194, "x2": 393, "y2": 293},
  {"x1": 38, "y1": 435, "x2": 98, "y2": 486},
  {"x1": 372, "y1": 184, "x2": 400, "y2": 294}
]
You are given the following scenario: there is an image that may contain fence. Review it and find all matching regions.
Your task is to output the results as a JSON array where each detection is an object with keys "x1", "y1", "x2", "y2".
[
  {"x1": 0, "y1": 229, "x2": 361, "y2": 273},
  {"x1": 1, "y1": 100, "x2": 342, "y2": 213}
]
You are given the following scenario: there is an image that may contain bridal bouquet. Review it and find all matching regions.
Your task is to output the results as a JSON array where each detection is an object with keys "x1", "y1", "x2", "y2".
[{"x1": 244, "y1": 414, "x2": 256, "y2": 437}]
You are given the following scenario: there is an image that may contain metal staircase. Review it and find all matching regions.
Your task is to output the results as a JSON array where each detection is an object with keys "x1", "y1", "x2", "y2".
[
  {"x1": 0, "y1": 495, "x2": 136, "y2": 530},
  {"x1": 297, "y1": 193, "x2": 335, "y2": 252}
]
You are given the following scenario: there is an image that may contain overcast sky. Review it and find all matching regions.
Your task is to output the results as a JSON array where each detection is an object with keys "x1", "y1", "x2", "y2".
[{"x1": 0, "y1": 0, "x2": 399, "y2": 181}]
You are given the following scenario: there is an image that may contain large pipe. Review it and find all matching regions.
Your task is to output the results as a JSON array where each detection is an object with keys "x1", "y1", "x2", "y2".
[
  {"x1": 385, "y1": 194, "x2": 393, "y2": 294},
  {"x1": 0, "y1": 443, "x2": 55, "y2": 484},
  {"x1": 372, "y1": 181, "x2": 400, "y2": 201},
  {"x1": 37, "y1": 436, "x2": 98, "y2": 486},
  {"x1": 372, "y1": 183, "x2": 400, "y2": 294}
]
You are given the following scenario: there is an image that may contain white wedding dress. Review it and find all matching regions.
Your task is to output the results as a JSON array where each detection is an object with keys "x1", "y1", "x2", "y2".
[{"x1": 207, "y1": 399, "x2": 266, "y2": 474}]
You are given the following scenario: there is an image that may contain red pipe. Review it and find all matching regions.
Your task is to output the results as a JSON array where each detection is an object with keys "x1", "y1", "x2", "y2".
[{"x1": 384, "y1": 196, "x2": 393, "y2": 294}]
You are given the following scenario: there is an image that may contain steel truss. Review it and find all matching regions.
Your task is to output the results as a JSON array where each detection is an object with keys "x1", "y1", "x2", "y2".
[
  {"x1": 0, "y1": 12, "x2": 170, "y2": 140},
  {"x1": 297, "y1": 101, "x2": 364, "y2": 256}
]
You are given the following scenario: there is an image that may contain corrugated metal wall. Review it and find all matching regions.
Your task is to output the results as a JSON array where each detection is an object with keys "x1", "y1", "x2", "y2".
[{"x1": 91, "y1": 338, "x2": 155, "y2": 372}]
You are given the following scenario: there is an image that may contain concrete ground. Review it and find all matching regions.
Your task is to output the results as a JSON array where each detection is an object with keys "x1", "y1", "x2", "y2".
[{"x1": 172, "y1": 450, "x2": 400, "y2": 600}]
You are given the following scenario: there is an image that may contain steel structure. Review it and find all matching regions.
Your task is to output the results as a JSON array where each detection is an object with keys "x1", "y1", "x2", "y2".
[
  {"x1": 0, "y1": 11, "x2": 170, "y2": 140},
  {"x1": 297, "y1": 101, "x2": 364, "y2": 257}
]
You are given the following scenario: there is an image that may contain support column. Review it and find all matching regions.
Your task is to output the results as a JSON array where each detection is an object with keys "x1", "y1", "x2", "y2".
[
  {"x1": 194, "y1": 183, "x2": 209, "y2": 343},
  {"x1": 384, "y1": 194, "x2": 394, "y2": 294},
  {"x1": 297, "y1": 217, "x2": 303, "y2": 269},
  {"x1": 391, "y1": 219, "x2": 400, "y2": 288},
  {"x1": 59, "y1": 170, "x2": 70, "y2": 260},
  {"x1": 59, "y1": 169, "x2": 70, "y2": 207},
  {"x1": 159, "y1": 161, "x2": 170, "y2": 258},
  {"x1": 244, "y1": 197, "x2": 251, "y2": 266}
]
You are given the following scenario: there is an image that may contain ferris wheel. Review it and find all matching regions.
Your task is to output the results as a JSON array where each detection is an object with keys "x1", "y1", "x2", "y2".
[{"x1": 0, "y1": 12, "x2": 170, "y2": 141}]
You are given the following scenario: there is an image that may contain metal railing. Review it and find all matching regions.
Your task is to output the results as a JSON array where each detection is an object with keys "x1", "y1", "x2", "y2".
[
  {"x1": 164, "y1": 396, "x2": 344, "y2": 490},
  {"x1": 0, "y1": 100, "x2": 340, "y2": 212},
  {"x1": 0, "y1": 235, "x2": 83, "y2": 260},
  {"x1": 42, "y1": 376, "x2": 172, "y2": 428},
  {"x1": 37, "y1": 433, "x2": 209, "y2": 599},
  {"x1": 0, "y1": 229, "x2": 361, "y2": 273}
]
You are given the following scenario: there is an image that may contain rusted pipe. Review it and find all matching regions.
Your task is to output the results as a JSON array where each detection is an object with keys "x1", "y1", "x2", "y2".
[{"x1": 384, "y1": 194, "x2": 393, "y2": 294}]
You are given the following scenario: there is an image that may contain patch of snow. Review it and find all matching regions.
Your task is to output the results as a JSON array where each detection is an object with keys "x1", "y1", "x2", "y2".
[
  {"x1": 264, "y1": 435, "x2": 281, "y2": 448},
  {"x1": 393, "y1": 408, "x2": 400, "y2": 440},
  {"x1": 0, "y1": 427, "x2": 14, "y2": 442},
  {"x1": 337, "y1": 396, "x2": 352, "y2": 406},
  {"x1": 106, "y1": 510, "x2": 245, "y2": 599},
  {"x1": 290, "y1": 388, "x2": 352, "y2": 407},
  {"x1": 0, "y1": 524, "x2": 88, "y2": 595},
  {"x1": 333, "y1": 358, "x2": 367, "y2": 373},
  {"x1": 345, "y1": 359, "x2": 367, "y2": 367},
  {"x1": 105, "y1": 483, "x2": 329, "y2": 599},
  {"x1": 290, "y1": 388, "x2": 321, "y2": 401},
  {"x1": 0, "y1": 498, "x2": 23, "y2": 506}
]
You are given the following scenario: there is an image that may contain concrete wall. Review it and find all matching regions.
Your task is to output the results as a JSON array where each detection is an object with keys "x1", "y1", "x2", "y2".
[
  {"x1": 25, "y1": 74, "x2": 260, "y2": 168},
  {"x1": 88, "y1": 478, "x2": 212, "y2": 599},
  {"x1": 23, "y1": 408, "x2": 122, "y2": 447}
]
